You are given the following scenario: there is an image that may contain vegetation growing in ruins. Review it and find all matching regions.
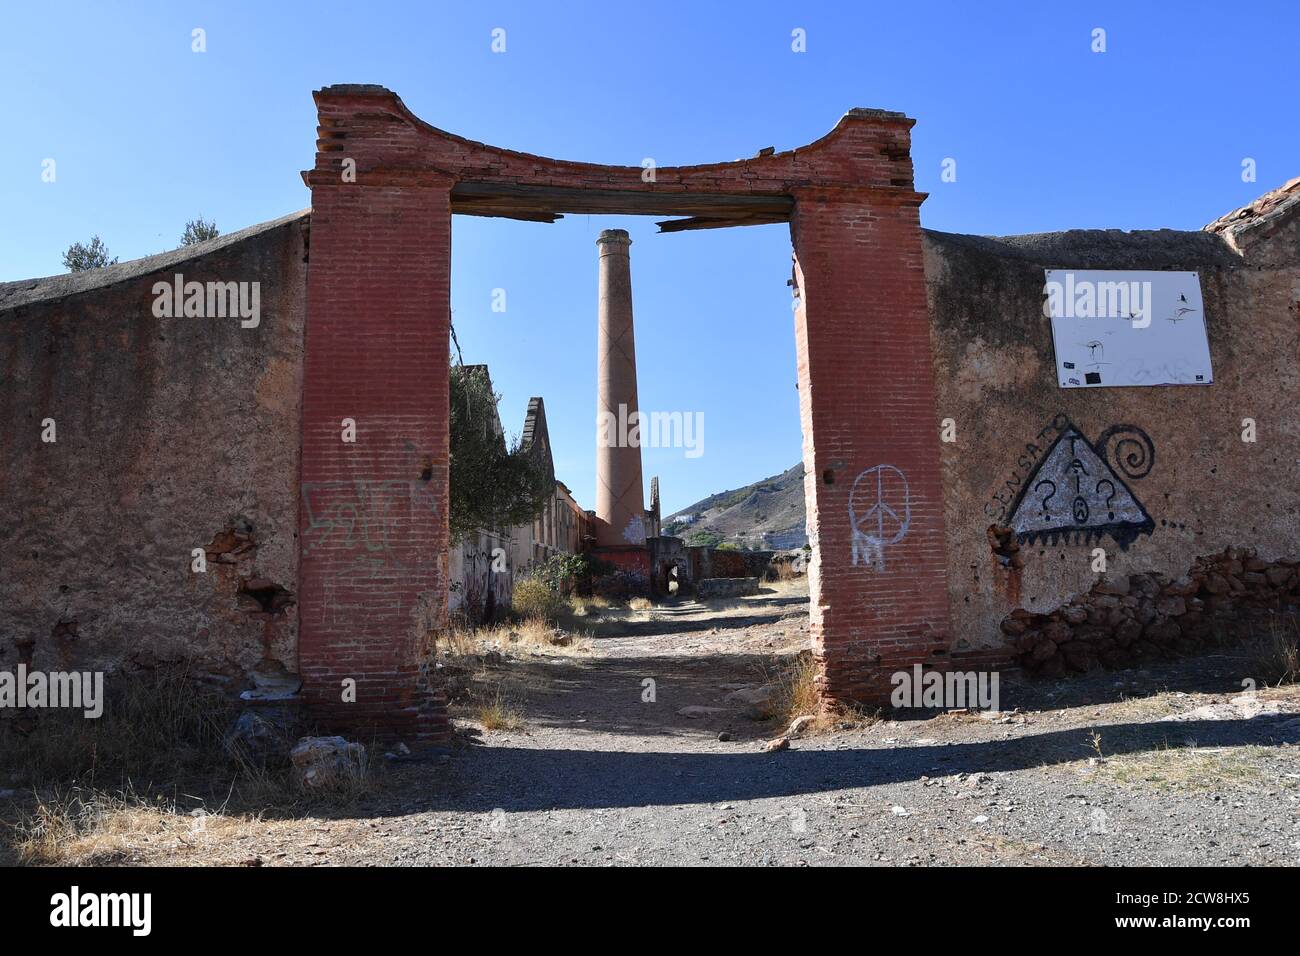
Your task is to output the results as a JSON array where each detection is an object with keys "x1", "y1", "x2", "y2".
[
  {"x1": 529, "y1": 552, "x2": 617, "y2": 596},
  {"x1": 61, "y1": 235, "x2": 117, "y2": 271},
  {"x1": 449, "y1": 364, "x2": 554, "y2": 544},
  {"x1": 180, "y1": 216, "x2": 220, "y2": 245},
  {"x1": 1253, "y1": 616, "x2": 1300, "y2": 685},
  {"x1": 511, "y1": 575, "x2": 570, "y2": 622}
]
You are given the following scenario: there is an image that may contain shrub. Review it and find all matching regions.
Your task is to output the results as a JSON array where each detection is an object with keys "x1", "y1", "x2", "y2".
[
  {"x1": 511, "y1": 575, "x2": 569, "y2": 622},
  {"x1": 530, "y1": 552, "x2": 615, "y2": 596}
]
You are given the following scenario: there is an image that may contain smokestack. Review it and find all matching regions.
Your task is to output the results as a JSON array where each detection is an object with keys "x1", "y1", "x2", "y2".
[{"x1": 594, "y1": 229, "x2": 647, "y2": 549}]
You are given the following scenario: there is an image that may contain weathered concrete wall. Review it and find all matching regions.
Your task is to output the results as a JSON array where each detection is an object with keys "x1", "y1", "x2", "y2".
[
  {"x1": 449, "y1": 529, "x2": 514, "y2": 622},
  {"x1": 0, "y1": 212, "x2": 309, "y2": 693},
  {"x1": 923, "y1": 189, "x2": 1299, "y2": 668}
]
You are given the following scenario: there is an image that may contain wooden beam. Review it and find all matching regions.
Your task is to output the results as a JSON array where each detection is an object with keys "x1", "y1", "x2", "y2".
[
  {"x1": 656, "y1": 214, "x2": 791, "y2": 233},
  {"x1": 451, "y1": 207, "x2": 562, "y2": 224},
  {"x1": 450, "y1": 182, "x2": 794, "y2": 220}
]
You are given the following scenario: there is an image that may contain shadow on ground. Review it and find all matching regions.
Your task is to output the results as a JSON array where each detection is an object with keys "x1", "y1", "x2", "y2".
[{"x1": 358, "y1": 714, "x2": 1300, "y2": 817}]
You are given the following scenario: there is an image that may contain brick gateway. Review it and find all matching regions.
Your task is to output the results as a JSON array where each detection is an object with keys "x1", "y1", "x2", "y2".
[{"x1": 299, "y1": 85, "x2": 950, "y2": 740}]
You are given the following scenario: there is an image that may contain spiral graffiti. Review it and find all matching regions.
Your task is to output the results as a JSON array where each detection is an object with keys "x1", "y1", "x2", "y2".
[{"x1": 1094, "y1": 424, "x2": 1156, "y2": 480}]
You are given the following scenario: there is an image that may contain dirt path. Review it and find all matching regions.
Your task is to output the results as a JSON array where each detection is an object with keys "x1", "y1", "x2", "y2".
[{"x1": 13, "y1": 582, "x2": 1300, "y2": 866}]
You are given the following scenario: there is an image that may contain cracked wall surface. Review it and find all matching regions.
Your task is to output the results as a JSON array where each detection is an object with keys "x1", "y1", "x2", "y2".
[
  {"x1": 924, "y1": 186, "x2": 1300, "y2": 667},
  {"x1": 0, "y1": 213, "x2": 309, "y2": 693}
]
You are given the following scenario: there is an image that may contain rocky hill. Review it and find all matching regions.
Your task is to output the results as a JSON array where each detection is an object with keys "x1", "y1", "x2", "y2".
[{"x1": 664, "y1": 463, "x2": 806, "y2": 549}]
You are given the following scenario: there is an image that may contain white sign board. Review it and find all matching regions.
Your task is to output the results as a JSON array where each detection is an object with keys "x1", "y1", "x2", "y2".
[{"x1": 1045, "y1": 269, "x2": 1213, "y2": 388}]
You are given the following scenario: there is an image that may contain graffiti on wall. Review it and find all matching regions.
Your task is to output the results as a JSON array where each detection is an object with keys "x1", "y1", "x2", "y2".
[
  {"x1": 301, "y1": 478, "x2": 440, "y2": 573},
  {"x1": 991, "y1": 417, "x2": 1156, "y2": 550},
  {"x1": 850, "y1": 464, "x2": 911, "y2": 571}
]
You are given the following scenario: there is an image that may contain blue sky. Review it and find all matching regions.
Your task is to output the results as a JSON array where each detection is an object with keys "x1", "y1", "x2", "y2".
[{"x1": 3, "y1": 1, "x2": 1295, "y2": 514}]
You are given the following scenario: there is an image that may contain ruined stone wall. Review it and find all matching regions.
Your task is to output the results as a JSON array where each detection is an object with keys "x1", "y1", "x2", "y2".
[
  {"x1": 0, "y1": 212, "x2": 309, "y2": 694},
  {"x1": 923, "y1": 205, "x2": 1300, "y2": 670}
]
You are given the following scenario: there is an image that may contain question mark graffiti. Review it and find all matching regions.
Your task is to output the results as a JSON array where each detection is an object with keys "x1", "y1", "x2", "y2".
[
  {"x1": 1095, "y1": 479, "x2": 1116, "y2": 521},
  {"x1": 1033, "y1": 479, "x2": 1056, "y2": 519}
]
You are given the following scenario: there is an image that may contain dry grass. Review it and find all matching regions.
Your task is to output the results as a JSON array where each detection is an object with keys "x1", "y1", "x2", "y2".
[
  {"x1": 499, "y1": 617, "x2": 592, "y2": 655},
  {"x1": 768, "y1": 559, "x2": 805, "y2": 582},
  {"x1": 10, "y1": 784, "x2": 225, "y2": 865},
  {"x1": 565, "y1": 595, "x2": 657, "y2": 637},
  {"x1": 772, "y1": 654, "x2": 822, "y2": 726},
  {"x1": 1092, "y1": 744, "x2": 1286, "y2": 792},
  {"x1": 568, "y1": 594, "x2": 614, "y2": 614},
  {"x1": 3, "y1": 750, "x2": 380, "y2": 866},
  {"x1": 0, "y1": 661, "x2": 241, "y2": 789},
  {"x1": 476, "y1": 686, "x2": 525, "y2": 731},
  {"x1": 432, "y1": 616, "x2": 591, "y2": 661},
  {"x1": 3, "y1": 778, "x2": 379, "y2": 867},
  {"x1": 768, "y1": 653, "x2": 877, "y2": 734},
  {"x1": 0, "y1": 662, "x2": 385, "y2": 866},
  {"x1": 1252, "y1": 616, "x2": 1300, "y2": 686}
]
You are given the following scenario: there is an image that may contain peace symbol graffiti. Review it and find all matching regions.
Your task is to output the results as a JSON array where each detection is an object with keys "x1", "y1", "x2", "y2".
[{"x1": 849, "y1": 464, "x2": 911, "y2": 570}]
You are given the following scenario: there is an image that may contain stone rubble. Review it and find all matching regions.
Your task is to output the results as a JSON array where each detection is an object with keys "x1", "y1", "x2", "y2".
[{"x1": 1004, "y1": 548, "x2": 1300, "y2": 677}]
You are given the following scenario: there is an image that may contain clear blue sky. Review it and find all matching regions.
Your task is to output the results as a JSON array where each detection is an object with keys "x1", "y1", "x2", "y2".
[{"x1": 3, "y1": 1, "x2": 1295, "y2": 514}]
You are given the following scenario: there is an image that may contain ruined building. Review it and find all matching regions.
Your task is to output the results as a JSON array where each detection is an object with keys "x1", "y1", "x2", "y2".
[
  {"x1": 446, "y1": 369, "x2": 589, "y2": 623},
  {"x1": 1, "y1": 84, "x2": 1296, "y2": 740}
]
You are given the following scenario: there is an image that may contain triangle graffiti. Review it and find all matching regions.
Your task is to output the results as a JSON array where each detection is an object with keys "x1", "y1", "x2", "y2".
[{"x1": 1007, "y1": 424, "x2": 1154, "y2": 550}]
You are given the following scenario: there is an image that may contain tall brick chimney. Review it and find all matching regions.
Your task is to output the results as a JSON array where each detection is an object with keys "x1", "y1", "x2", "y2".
[{"x1": 594, "y1": 229, "x2": 649, "y2": 564}]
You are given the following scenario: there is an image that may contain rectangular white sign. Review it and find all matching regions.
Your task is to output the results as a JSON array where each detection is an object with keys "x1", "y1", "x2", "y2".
[{"x1": 1045, "y1": 269, "x2": 1213, "y2": 388}]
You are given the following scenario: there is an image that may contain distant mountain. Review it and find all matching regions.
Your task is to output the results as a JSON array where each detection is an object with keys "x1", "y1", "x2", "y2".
[{"x1": 664, "y1": 463, "x2": 806, "y2": 550}]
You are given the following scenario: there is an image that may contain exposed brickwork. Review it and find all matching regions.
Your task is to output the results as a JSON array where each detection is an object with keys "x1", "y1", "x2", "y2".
[
  {"x1": 300, "y1": 84, "x2": 945, "y2": 732},
  {"x1": 299, "y1": 178, "x2": 452, "y2": 742},
  {"x1": 791, "y1": 185, "x2": 952, "y2": 706},
  {"x1": 303, "y1": 87, "x2": 916, "y2": 200}
]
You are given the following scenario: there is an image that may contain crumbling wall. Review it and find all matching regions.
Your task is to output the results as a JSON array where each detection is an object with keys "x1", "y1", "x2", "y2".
[
  {"x1": 923, "y1": 192, "x2": 1300, "y2": 669},
  {"x1": 0, "y1": 212, "x2": 310, "y2": 694}
]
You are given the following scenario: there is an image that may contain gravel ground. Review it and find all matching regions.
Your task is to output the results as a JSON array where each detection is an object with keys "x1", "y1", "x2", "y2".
[
  {"x1": 14, "y1": 583, "x2": 1300, "y2": 866},
  {"x1": 229, "y1": 585, "x2": 1300, "y2": 867}
]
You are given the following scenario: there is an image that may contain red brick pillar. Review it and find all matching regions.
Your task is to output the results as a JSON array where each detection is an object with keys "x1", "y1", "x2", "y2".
[
  {"x1": 790, "y1": 187, "x2": 951, "y2": 705},
  {"x1": 298, "y1": 175, "x2": 452, "y2": 742}
]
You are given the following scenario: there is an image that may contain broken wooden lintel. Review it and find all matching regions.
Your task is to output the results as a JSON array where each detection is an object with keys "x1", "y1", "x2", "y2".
[
  {"x1": 449, "y1": 181, "x2": 794, "y2": 221},
  {"x1": 655, "y1": 214, "x2": 791, "y2": 233}
]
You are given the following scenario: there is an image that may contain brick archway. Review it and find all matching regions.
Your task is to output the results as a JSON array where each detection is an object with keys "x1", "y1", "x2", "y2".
[{"x1": 299, "y1": 85, "x2": 950, "y2": 739}]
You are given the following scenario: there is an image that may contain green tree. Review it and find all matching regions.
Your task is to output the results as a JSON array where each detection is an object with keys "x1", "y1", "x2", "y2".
[
  {"x1": 181, "y1": 217, "x2": 220, "y2": 246},
  {"x1": 62, "y1": 236, "x2": 117, "y2": 272},
  {"x1": 449, "y1": 365, "x2": 553, "y2": 544}
]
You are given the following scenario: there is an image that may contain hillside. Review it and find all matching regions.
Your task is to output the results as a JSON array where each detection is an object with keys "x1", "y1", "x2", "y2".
[{"x1": 664, "y1": 463, "x2": 806, "y2": 549}]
